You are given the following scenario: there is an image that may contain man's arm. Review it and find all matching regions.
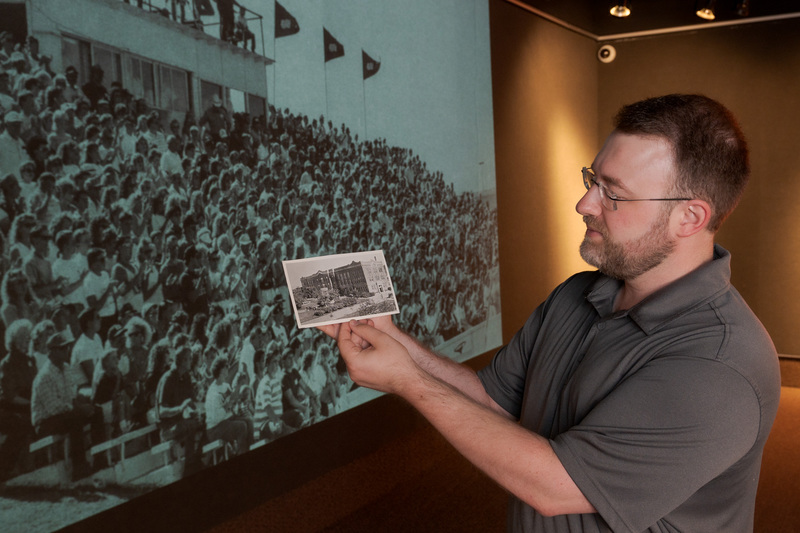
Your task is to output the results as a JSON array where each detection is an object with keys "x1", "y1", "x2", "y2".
[
  {"x1": 319, "y1": 316, "x2": 509, "y2": 418},
  {"x1": 336, "y1": 320, "x2": 595, "y2": 517}
]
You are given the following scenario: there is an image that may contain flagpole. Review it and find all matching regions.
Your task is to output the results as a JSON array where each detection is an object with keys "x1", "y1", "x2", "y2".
[
  {"x1": 362, "y1": 77, "x2": 368, "y2": 140},
  {"x1": 324, "y1": 62, "x2": 329, "y2": 119}
]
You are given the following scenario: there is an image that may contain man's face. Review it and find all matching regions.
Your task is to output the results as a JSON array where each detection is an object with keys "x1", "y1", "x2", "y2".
[
  {"x1": 20, "y1": 96, "x2": 35, "y2": 114},
  {"x1": 5, "y1": 121, "x2": 21, "y2": 138},
  {"x1": 31, "y1": 236, "x2": 49, "y2": 255},
  {"x1": 576, "y1": 132, "x2": 678, "y2": 281},
  {"x1": 178, "y1": 354, "x2": 192, "y2": 375},
  {"x1": 50, "y1": 345, "x2": 70, "y2": 367}
]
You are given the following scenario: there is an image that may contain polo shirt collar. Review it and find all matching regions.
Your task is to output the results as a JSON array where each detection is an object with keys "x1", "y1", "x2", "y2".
[{"x1": 585, "y1": 244, "x2": 732, "y2": 334}]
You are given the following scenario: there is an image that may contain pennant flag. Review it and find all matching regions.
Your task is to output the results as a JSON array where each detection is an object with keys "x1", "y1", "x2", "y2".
[
  {"x1": 196, "y1": 0, "x2": 214, "y2": 16},
  {"x1": 275, "y1": 2, "x2": 300, "y2": 38},
  {"x1": 323, "y1": 28, "x2": 344, "y2": 62},
  {"x1": 362, "y1": 50, "x2": 381, "y2": 80}
]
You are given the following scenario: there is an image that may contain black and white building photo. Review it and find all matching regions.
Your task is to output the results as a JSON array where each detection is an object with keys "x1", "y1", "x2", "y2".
[{"x1": 283, "y1": 250, "x2": 398, "y2": 328}]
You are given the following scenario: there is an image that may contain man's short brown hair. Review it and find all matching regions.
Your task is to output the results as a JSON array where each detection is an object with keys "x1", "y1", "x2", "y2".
[{"x1": 614, "y1": 94, "x2": 749, "y2": 232}]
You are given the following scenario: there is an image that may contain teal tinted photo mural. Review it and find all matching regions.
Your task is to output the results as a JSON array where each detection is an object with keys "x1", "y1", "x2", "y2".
[{"x1": 0, "y1": 1, "x2": 499, "y2": 530}]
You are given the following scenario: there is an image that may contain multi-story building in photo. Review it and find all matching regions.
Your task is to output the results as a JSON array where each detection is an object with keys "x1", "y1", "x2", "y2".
[
  {"x1": 333, "y1": 258, "x2": 391, "y2": 296},
  {"x1": 301, "y1": 268, "x2": 335, "y2": 293},
  {"x1": 301, "y1": 258, "x2": 392, "y2": 298},
  {"x1": 4, "y1": 0, "x2": 271, "y2": 128}
]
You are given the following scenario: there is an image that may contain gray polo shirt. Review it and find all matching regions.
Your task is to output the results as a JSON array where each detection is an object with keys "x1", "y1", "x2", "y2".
[{"x1": 478, "y1": 245, "x2": 780, "y2": 533}]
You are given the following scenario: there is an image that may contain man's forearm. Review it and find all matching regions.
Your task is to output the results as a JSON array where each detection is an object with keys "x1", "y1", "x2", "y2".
[
  {"x1": 400, "y1": 367, "x2": 595, "y2": 518},
  {"x1": 385, "y1": 323, "x2": 510, "y2": 418}
]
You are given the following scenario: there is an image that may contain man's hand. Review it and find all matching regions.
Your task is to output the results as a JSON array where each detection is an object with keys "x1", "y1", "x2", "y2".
[
  {"x1": 316, "y1": 317, "x2": 381, "y2": 350},
  {"x1": 337, "y1": 320, "x2": 420, "y2": 395}
]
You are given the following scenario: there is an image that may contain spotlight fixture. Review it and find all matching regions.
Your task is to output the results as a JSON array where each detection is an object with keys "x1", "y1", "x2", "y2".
[
  {"x1": 610, "y1": 1, "x2": 631, "y2": 18},
  {"x1": 696, "y1": 0, "x2": 717, "y2": 20},
  {"x1": 737, "y1": 0, "x2": 750, "y2": 17}
]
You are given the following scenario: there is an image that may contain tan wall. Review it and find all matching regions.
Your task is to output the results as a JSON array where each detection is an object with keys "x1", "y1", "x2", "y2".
[
  {"x1": 493, "y1": 2, "x2": 800, "y2": 355},
  {"x1": 490, "y1": 0, "x2": 598, "y2": 339},
  {"x1": 596, "y1": 18, "x2": 800, "y2": 355}
]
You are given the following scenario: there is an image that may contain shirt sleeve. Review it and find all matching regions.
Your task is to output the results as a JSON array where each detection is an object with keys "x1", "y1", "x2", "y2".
[
  {"x1": 550, "y1": 356, "x2": 762, "y2": 533},
  {"x1": 478, "y1": 273, "x2": 596, "y2": 419},
  {"x1": 477, "y1": 306, "x2": 544, "y2": 419}
]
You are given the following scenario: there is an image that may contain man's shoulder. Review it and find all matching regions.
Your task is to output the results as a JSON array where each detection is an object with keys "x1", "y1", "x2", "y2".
[{"x1": 158, "y1": 367, "x2": 179, "y2": 388}]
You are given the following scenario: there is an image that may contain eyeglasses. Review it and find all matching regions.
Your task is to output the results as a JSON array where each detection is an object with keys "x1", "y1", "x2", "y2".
[{"x1": 582, "y1": 167, "x2": 692, "y2": 211}]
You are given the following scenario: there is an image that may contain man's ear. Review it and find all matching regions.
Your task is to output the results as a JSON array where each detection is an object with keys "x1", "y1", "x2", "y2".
[{"x1": 675, "y1": 199, "x2": 712, "y2": 237}]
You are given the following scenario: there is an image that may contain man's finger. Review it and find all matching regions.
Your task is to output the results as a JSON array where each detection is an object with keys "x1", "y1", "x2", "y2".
[
  {"x1": 316, "y1": 323, "x2": 341, "y2": 340},
  {"x1": 348, "y1": 320, "x2": 393, "y2": 348}
]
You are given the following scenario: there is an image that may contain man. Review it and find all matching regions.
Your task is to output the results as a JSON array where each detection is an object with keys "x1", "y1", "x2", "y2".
[
  {"x1": 0, "y1": 319, "x2": 37, "y2": 481},
  {"x1": 0, "y1": 32, "x2": 14, "y2": 66},
  {"x1": 0, "y1": 69, "x2": 15, "y2": 114},
  {"x1": 30, "y1": 332, "x2": 103, "y2": 481},
  {"x1": 24, "y1": 224, "x2": 60, "y2": 302},
  {"x1": 198, "y1": 94, "x2": 230, "y2": 142},
  {"x1": 178, "y1": 244, "x2": 211, "y2": 319},
  {"x1": 0, "y1": 111, "x2": 30, "y2": 179},
  {"x1": 159, "y1": 134, "x2": 183, "y2": 178},
  {"x1": 17, "y1": 90, "x2": 42, "y2": 143},
  {"x1": 324, "y1": 95, "x2": 781, "y2": 532},
  {"x1": 155, "y1": 346, "x2": 203, "y2": 477},
  {"x1": 83, "y1": 248, "x2": 117, "y2": 340},
  {"x1": 215, "y1": 0, "x2": 236, "y2": 43},
  {"x1": 62, "y1": 66, "x2": 81, "y2": 103},
  {"x1": 70, "y1": 308, "x2": 105, "y2": 393},
  {"x1": 254, "y1": 352, "x2": 286, "y2": 441},
  {"x1": 81, "y1": 64, "x2": 108, "y2": 110}
]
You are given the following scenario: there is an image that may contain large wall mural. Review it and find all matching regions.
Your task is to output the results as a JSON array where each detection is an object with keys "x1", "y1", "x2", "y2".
[{"x1": 0, "y1": 0, "x2": 499, "y2": 530}]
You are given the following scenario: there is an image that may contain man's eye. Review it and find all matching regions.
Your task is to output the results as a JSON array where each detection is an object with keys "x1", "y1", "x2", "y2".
[{"x1": 599, "y1": 183, "x2": 620, "y2": 200}]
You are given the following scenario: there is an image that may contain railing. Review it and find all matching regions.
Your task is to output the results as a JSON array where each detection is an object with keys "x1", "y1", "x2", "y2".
[{"x1": 121, "y1": 0, "x2": 266, "y2": 56}]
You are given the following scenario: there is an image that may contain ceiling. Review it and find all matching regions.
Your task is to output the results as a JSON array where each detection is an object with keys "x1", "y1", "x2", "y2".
[{"x1": 513, "y1": 0, "x2": 800, "y2": 38}]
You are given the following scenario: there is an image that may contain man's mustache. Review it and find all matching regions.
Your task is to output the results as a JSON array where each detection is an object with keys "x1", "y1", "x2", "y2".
[{"x1": 583, "y1": 216, "x2": 606, "y2": 236}]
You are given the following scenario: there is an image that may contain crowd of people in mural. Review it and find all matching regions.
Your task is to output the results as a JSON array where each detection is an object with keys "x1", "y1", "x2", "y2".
[{"x1": 0, "y1": 31, "x2": 499, "y2": 483}]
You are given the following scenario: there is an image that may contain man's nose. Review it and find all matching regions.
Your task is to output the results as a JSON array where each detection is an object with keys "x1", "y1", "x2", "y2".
[{"x1": 576, "y1": 186, "x2": 601, "y2": 217}]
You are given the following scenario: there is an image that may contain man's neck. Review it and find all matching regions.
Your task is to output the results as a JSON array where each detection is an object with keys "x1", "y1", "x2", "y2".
[{"x1": 614, "y1": 243, "x2": 715, "y2": 312}]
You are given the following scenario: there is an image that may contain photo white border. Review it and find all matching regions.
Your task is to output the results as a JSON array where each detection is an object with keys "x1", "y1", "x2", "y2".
[{"x1": 282, "y1": 250, "x2": 399, "y2": 329}]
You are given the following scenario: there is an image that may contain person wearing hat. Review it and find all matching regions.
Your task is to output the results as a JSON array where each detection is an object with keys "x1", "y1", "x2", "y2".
[
  {"x1": 159, "y1": 134, "x2": 183, "y2": 178},
  {"x1": 115, "y1": 115, "x2": 137, "y2": 159},
  {"x1": 83, "y1": 248, "x2": 116, "y2": 340},
  {"x1": 28, "y1": 170, "x2": 59, "y2": 227},
  {"x1": 30, "y1": 331, "x2": 103, "y2": 481},
  {"x1": 0, "y1": 110, "x2": 31, "y2": 179},
  {"x1": 178, "y1": 244, "x2": 211, "y2": 318},
  {"x1": 198, "y1": 93, "x2": 230, "y2": 143},
  {"x1": 0, "y1": 69, "x2": 14, "y2": 114},
  {"x1": 0, "y1": 172, "x2": 22, "y2": 233},
  {"x1": 24, "y1": 223, "x2": 60, "y2": 301},
  {"x1": 7, "y1": 50, "x2": 27, "y2": 84}
]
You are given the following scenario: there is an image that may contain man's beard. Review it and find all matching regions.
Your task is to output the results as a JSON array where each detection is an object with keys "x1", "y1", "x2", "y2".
[{"x1": 579, "y1": 212, "x2": 675, "y2": 281}]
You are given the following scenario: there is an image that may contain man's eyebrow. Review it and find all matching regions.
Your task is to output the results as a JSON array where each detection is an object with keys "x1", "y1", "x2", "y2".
[{"x1": 593, "y1": 169, "x2": 632, "y2": 195}]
